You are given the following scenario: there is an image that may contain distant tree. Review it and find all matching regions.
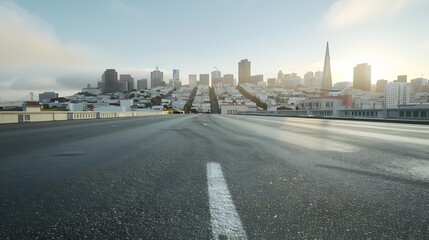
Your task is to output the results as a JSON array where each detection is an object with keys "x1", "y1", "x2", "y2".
[
  {"x1": 236, "y1": 84, "x2": 267, "y2": 110},
  {"x1": 50, "y1": 97, "x2": 67, "y2": 103}
]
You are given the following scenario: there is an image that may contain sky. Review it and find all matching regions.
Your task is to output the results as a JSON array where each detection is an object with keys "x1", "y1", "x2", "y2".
[{"x1": 0, "y1": 0, "x2": 428, "y2": 100}]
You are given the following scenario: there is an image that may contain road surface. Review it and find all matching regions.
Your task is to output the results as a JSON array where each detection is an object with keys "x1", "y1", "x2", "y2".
[{"x1": 1, "y1": 115, "x2": 429, "y2": 239}]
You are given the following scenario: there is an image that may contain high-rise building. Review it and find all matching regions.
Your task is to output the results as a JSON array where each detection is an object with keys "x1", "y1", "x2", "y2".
[
  {"x1": 385, "y1": 82, "x2": 410, "y2": 108},
  {"x1": 376, "y1": 79, "x2": 388, "y2": 92},
  {"x1": 39, "y1": 92, "x2": 59, "y2": 102},
  {"x1": 396, "y1": 75, "x2": 407, "y2": 83},
  {"x1": 173, "y1": 69, "x2": 180, "y2": 81},
  {"x1": 211, "y1": 69, "x2": 221, "y2": 79},
  {"x1": 119, "y1": 74, "x2": 134, "y2": 92},
  {"x1": 104, "y1": 69, "x2": 118, "y2": 93},
  {"x1": 211, "y1": 69, "x2": 222, "y2": 86},
  {"x1": 137, "y1": 79, "x2": 148, "y2": 90},
  {"x1": 410, "y1": 78, "x2": 428, "y2": 93},
  {"x1": 267, "y1": 78, "x2": 276, "y2": 88},
  {"x1": 321, "y1": 42, "x2": 332, "y2": 89},
  {"x1": 199, "y1": 74, "x2": 210, "y2": 86},
  {"x1": 223, "y1": 74, "x2": 235, "y2": 86},
  {"x1": 277, "y1": 70, "x2": 284, "y2": 80},
  {"x1": 118, "y1": 81, "x2": 128, "y2": 92},
  {"x1": 238, "y1": 59, "x2": 251, "y2": 84},
  {"x1": 189, "y1": 74, "x2": 197, "y2": 87},
  {"x1": 304, "y1": 71, "x2": 314, "y2": 88},
  {"x1": 353, "y1": 63, "x2": 371, "y2": 91},
  {"x1": 251, "y1": 74, "x2": 264, "y2": 84},
  {"x1": 150, "y1": 67, "x2": 163, "y2": 88}
]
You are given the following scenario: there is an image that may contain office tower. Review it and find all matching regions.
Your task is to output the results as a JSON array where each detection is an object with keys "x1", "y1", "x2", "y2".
[
  {"x1": 150, "y1": 67, "x2": 163, "y2": 88},
  {"x1": 267, "y1": 78, "x2": 276, "y2": 88},
  {"x1": 199, "y1": 74, "x2": 210, "y2": 86},
  {"x1": 385, "y1": 82, "x2": 410, "y2": 108},
  {"x1": 251, "y1": 74, "x2": 264, "y2": 84},
  {"x1": 189, "y1": 74, "x2": 197, "y2": 87},
  {"x1": 104, "y1": 69, "x2": 118, "y2": 93},
  {"x1": 173, "y1": 69, "x2": 180, "y2": 81},
  {"x1": 97, "y1": 81, "x2": 105, "y2": 93},
  {"x1": 376, "y1": 79, "x2": 388, "y2": 92},
  {"x1": 321, "y1": 42, "x2": 332, "y2": 89},
  {"x1": 304, "y1": 71, "x2": 314, "y2": 88},
  {"x1": 223, "y1": 74, "x2": 234, "y2": 86},
  {"x1": 353, "y1": 63, "x2": 371, "y2": 91},
  {"x1": 211, "y1": 69, "x2": 222, "y2": 79},
  {"x1": 238, "y1": 59, "x2": 251, "y2": 84},
  {"x1": 39, "y1": 92, "x2": 58, "y2": 102},
  {"x1": 396, "y1": 75, "x2": 407, "y2": 83},
  {"x1": 118, "y1": 81, "x2": 128, "y2": 92},
  {"x1": 277, "y1": 70, "x2": 284, "y2": 80},
  {"x1": 137, "y1": 79, "x2": 148, "y2": 90},
  {"x1": 410, "y1": 78, "x2": 428, "y2": 93},
  {"x1": 119, "y1": 74, "x2": 134, "y2": 92},
  {"x1": 211, "y1": 69, "x2": 222, "y2": 87},
  {"x1": 211, "y1": 77, "x2": 224, "y2": 87}
]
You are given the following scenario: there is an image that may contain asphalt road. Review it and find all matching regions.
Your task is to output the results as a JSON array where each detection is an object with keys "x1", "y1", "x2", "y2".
[{"x1": 1, "y1": 114, "x2": 429, "y2": 239}]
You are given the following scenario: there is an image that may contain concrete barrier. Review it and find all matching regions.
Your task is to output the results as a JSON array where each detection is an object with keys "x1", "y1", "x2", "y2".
[
  {"x1": 0, "y1": 111, "x2": 168, "y2": 124},
  {"x1": 0, "y1": 112, "x2": 20, "y2": 124}
]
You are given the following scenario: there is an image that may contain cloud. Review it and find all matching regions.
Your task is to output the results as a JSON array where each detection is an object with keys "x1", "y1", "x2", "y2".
[
  {"x1": 324, "y1": 0, "x2": 412, "y2": 30},
  {"x1": 107, "y1": 0, "x2": 146, "y2": 19},
  {"x1": 0, "y1": 1, "x2": 100, "y2": 99},
  {"x1": 0, "y1": 3, "x2": 89, "y2": 68}
]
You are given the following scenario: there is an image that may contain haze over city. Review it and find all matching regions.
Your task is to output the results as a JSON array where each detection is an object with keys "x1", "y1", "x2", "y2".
[{"x1": 1, "y1": 0, "x2": 428, "y2": 100}]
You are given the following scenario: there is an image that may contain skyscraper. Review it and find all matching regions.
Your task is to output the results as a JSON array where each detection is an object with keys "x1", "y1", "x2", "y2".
[
  {"x1": 376, "y1": 79, "x2": 388, "y2": 92},
  {"x1": 353, "y1": 63, "x2": 371, "y2": 91},
  {"x1": 277, "y1": 70, "x2": 284, "y2": 80},
  {"x1": 119, "y1": 74, "x2": 134, "y2": 92},
  {"x1": 211, "y1": 69, "x2": 222, "y2": 87},
  {"x1": 223, "y1": 74, "x2": 234, "y2": 86},
  {"x1": 173, "y1": 69, "x2": 180, "y2": 81},
  {"x1": 396, "y1": 75, "x2": 407, "y2": 83},
  {"x1": 385, "y1": 82, "x2": 410, "y2": 108},
  {"x1": 321, "y1": 42, "x2": 332, "y2": 89},
  {"x1": 211, "y1": 69, "x2": 221, "y2": 79},
  {"x1": 137, "y1": 79, "x2": 148, "y2": 90},
  {"x1": 238, "y1": 59, "x2": 251, "y2": 84},
  {"x1": 189, "y1": 74, "x2": 197, "y2": 87},
  {"x1": 199, "y1": 74, "x2": 210, "y2": 86},
  {"x1": 150, "y1": 67, "x2": 163, "y2": 89},
  {"x1": 104, "y1": 69, "x2": 118, "y2": 93}
]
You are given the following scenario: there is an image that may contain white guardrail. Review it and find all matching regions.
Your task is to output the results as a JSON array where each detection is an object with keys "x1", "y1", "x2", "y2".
[{"x1": 0, "y1": 111, "x2": 167, "y2": 124}]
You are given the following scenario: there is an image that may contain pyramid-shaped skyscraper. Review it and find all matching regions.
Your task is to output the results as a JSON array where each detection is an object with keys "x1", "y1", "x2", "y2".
[{"x1": 321, "y1": 42, "x2": 332, "y2": 89}]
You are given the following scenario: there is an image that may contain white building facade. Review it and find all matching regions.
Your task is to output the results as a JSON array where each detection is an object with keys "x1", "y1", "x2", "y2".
[{"x1": 385, "y1": 83, "x2": 410, "y2": 108}]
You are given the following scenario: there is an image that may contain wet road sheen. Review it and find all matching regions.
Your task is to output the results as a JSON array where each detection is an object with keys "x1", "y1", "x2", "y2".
[{"x1": 1, "y1": 115, "x2": 428, "y2": 239}]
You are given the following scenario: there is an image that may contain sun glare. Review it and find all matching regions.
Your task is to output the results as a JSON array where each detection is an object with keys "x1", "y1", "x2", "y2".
[{"x1": 334, "y1": 55, "x2": 391, "y2": 83}]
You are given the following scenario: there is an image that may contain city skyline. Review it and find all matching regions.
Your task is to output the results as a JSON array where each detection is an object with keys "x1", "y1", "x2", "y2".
[{"x1": 1, "y1": 0, "x2": 429, "y2": 100}]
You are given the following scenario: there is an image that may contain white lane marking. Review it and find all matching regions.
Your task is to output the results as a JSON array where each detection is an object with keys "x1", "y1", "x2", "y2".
[
  {"x1": 204, "y1": 123, "x2": 208, "y2": 126},
  {"x1": 207, "y1": 162, "x2": 247, "y2": 240}
]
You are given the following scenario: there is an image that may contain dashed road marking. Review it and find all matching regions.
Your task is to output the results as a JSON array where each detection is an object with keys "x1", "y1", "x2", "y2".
[{"x1": 207, "y1": 162, "x2": 247, "y2": 240}]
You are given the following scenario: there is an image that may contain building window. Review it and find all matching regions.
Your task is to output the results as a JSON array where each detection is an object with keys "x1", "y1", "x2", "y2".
[
  {"x1": 399, "y1": 111, "x2": 404, "y2": 117},
  {"x1": 406, "y1": 111, "x2": 411, "y2": 117},
  {"x1": 421, "y1": 111, "x2": 427, "y2": 118},
  {"x1": 413, "y1": 111, "x2": 419, "y2": 117}
]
